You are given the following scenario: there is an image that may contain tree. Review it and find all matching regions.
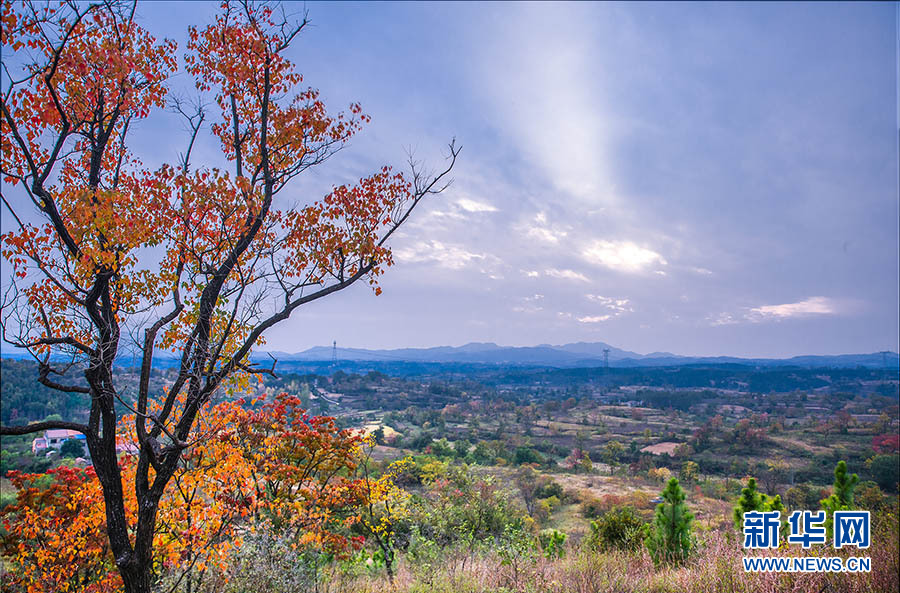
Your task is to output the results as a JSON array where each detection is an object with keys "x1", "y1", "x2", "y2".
[
  {"x1": 0, "y1": 3, "x2": 457, "y2": 592},
  {"x1": 820, "y1": 460, "x2": 859, "y2": 537},
  {"x1": 732, "y1": 477, "x2": 782, "y2": 529},
  {"x1": 601, "y1": 439, "x2": 624, "y2": 473},
  {"x1": 1, "y1": 395, "x2": 366, "y2": 593},
  {"x1": 357, "y1": 456, "x2": 413, "y2": 582},
  {"x1": 514, "y1": 465, "x2": 541, "y2": 517},
  {"x1": 646, "y1": 477, "x2": 694, "y2": 565},
  {"x1": 679, "y1": 460, "x2": 699, "y2": 484},
  {"x1": 0, "y1": 466, "x2": 122, "y2": 592},
  {"x1": 867, "y1": 454, "x2": 899, "y2": 492},
  {"x1": 219, "y1": 393, "x2": 368, "y2": 555},
  {"x1": 59, "y1": 437, "x2": 85, "y2": 458}
]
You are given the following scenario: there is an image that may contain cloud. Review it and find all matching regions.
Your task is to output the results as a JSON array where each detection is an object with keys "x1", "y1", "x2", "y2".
[
  {"x1": 748, "y1": 296, "x2": 838, "y2": 320},
  {"x1": 522, "y1": 212, "x2": 569, "y2": 244},
  {"x1": 457, "y1": 198, "x2": 498, "y2": 213},
  {"x1": 394, "y1": 240, "x2": 486, "y2": 270},
  {"x1": 707, "y1": 312, "x2": 738, "y2": 326},
  {"x1": 586, "y1": 294, "x2": 634, "y2": 314},
  {"x1": 545, "y1": 268, "x2": 590, "y2": 282},
  {"x1": 690, "y1": 267, "x2": 714, "y2": 275},
  {"x1": 578, "y1": 314, "x2": 612, "y2": 323},
  {"x1": 582, "y1": 240, "x2": 667, "y2": 272},
  {"x1": 512, "y1": 294, "x2": 544, "y2": 314}
]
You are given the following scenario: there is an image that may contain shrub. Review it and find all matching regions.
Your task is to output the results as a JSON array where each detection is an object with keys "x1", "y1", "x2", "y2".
[
  {"x1": 538, "y1": 528, "x2": 567, "y2": 559},
  {"x1": 587, "y1": 506, "x2": 648, "y2": 552},
  {"x1": 536, "y1": 479, "x2": 563, "y2": 500},
  {"x1": 868, "y1": 454, "x2": 900, "y2": 492}
]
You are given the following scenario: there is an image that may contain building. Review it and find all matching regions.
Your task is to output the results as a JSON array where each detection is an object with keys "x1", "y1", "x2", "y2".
[{"x1": 32, "y1": 428, "x2": 85, "y2": 454}]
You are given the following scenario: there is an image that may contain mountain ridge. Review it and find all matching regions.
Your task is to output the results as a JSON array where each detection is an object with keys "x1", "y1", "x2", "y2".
[{"x1": 255, "y1": 342, "x2": 899, "y2": 369}]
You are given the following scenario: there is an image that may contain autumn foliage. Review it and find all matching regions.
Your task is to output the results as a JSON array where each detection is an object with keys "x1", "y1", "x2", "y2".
[
  {"x1": 1, "y1": 466, "x2": 122, "y2": 593},
  {"x1": 0, "y1": 1, "x2": 455, "y2": 591},
  {"x1": 0, "y1": 394, "x2": 385, "y2": 592}
]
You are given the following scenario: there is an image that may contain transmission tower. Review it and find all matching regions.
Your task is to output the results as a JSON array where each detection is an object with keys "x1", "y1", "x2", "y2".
[
  {"x1": 603, "y1": 348, "x2": 610, "y2": 373},
  {"x1": 332, "y1": 340, "x2": 337, "y2": 365}
]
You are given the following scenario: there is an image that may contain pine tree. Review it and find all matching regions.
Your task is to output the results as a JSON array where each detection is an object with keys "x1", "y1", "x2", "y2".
[
  {"x1": 821, "y1": 460, "x2": 859, "y2": 537},
  {"x1": 734, "y1": 477, "x2": 764, "y2": 529},
  {"x1": 732, "y1": 476, "x2": 787, "y2": 530},
  {"x1": 646, "y1": 477, "x2": 694, "y2": 565}
]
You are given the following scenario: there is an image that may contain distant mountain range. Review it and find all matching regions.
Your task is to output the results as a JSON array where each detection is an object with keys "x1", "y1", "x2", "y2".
[
  {"x1": 2, "y1": 340, "x2": 896, "y2": 369},
  {"x1": 256, "y1": 342, "x2": 900, "y2": 369}
]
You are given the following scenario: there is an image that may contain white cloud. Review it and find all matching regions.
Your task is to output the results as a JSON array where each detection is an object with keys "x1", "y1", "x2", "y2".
[
  {"x1": 457, "y1": 198, "x2": 498, "y2": 213},
  {"x1": 545, "y1": 268, "x2": 590, "y2": 282},
  {"x1": 394, "y1": 241, "x2": 486, "y2": 270},
  {"x1": 748, "y1": 296, "x2": 838, "y2": 320},
  {"x1": 523, "y1": 270, "x2": 540, "y2": 278},
  {"x1": 578, "y1": 314, "x2": 612, "y2": 323},
  {"x1": 586, "y1": 294, "x2": 633, "y2": 313},
  {"x1": 527, "y1": 226, "x2": 567, "y2": 244},
  {"x1": 691, "y1": 267, "x2": 714, "y2": 276},
  {"x1": 707, "y1": 313, "x2": 738, "y2": 326},
  {"x1": 522, "y1": 212, "x2": 569, "y2": 244},
  {"x1": 582, "y1": 240, "x2": 667, "y2": 272}
]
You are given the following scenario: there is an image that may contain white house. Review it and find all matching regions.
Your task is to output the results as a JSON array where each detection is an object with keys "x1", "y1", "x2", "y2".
[{"x1": 32, "y1": 428, "x2": 85, "y2": 454}]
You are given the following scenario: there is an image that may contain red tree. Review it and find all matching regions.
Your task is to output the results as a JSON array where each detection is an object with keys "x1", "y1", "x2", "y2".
[{"x1": 0, "y1": 2, "x2": 457, "y2": 591}]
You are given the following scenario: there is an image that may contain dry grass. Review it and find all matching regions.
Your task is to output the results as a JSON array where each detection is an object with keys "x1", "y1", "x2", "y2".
[{"x1": 316, "y1": 518, "x2": 899, "y2": 593}]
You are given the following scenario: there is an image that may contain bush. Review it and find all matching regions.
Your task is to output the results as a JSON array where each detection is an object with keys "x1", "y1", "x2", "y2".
[
  {"x1": 588, "y1": 506, "x2": 648, "y2": 552},
  {"x1": 868, "y1": 454, "x2": 900, "y2": 492},
  {"x1": 536, "y1": 479, "x2": 563, "y2": 500},
  {"x1": 538, "y1": 528, "x2": 567, "y2": 559}
]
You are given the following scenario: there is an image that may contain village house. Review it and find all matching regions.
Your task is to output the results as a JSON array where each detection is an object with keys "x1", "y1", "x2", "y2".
[{"x1": 31, "y1": 428, "x2": 85, "y2": 454}]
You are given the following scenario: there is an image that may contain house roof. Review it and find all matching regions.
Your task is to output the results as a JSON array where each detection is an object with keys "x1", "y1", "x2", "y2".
[{"x1": 44, "y1": 429, "x2": 81, "y2": 439}]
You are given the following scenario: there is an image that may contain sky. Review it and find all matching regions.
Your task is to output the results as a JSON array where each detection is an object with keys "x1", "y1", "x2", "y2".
[{"x1": 4, "y1": 2, "x2": 899, "y2": 358}]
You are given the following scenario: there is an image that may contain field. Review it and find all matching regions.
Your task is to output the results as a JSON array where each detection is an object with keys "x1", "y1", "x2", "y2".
[{"x1": 1, "y1": 360, "x2": 898, "y2": 592}]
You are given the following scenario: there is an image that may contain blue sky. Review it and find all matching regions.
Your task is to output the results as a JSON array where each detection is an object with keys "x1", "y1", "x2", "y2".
[{"x1": 5, "y1": 2, "x2": 899, "y2": 358}]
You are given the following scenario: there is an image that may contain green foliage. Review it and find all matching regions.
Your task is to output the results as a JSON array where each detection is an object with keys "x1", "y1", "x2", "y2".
[
  {"x1": 429, "y1": 438, "x2": 454, "y2": 458},
  {"x1": 821, "y1": 460, "x2": 859, "y2": 537},
  {"x1": 59, "y1": 438, "x2": 85, "y2": 459},
  {"x1": 411, "y1": 466, "x2": 525, "y2": 549},
  {"x1": 453, "y1": 439, "x2": 471, "y2": 459},
  {"x1": 497, "y1": 522, "x2": 538, "y2": 588},
  {"x1": 538, "y1": 528, "x2": 567, "y2": 559},
  {"x1": 601, "y1": 440, "x2": 624, "y2": 467},
  {"x1": 856, "y1": 481, "x2": 886, "y2": 511},
  {"x1": 588, "y1": 506, "x2": 648, "y2": 552},
  {"x1": 471, "y1": 441, "x2": 495, "y2": 465},
  {"x1": 646, "y1": 477, "x2": 694, "y2": 565},
  {"x1": 513, "y1": 446, "x2": 544, "y2": 466},
  {"x1": 733, "y1": 477, "x2": 783, "y2": 529},
  {"x1": 785, "y1": 482, "x2": 824, "y2": 511},
  {"x1": 535, "y1": 478, "x2": 563, "y2": 500},
  {"x1": 868, "y1": 454, "x2": 900, "y2": 492},
  {"x1": 0, "y1": 361, "x2": 90, "y2": 426}
]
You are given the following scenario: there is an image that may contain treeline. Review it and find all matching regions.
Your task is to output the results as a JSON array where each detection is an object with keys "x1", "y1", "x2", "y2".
[{"x1": 0, "y1": 359, "x2": 90, "y2": 426}]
